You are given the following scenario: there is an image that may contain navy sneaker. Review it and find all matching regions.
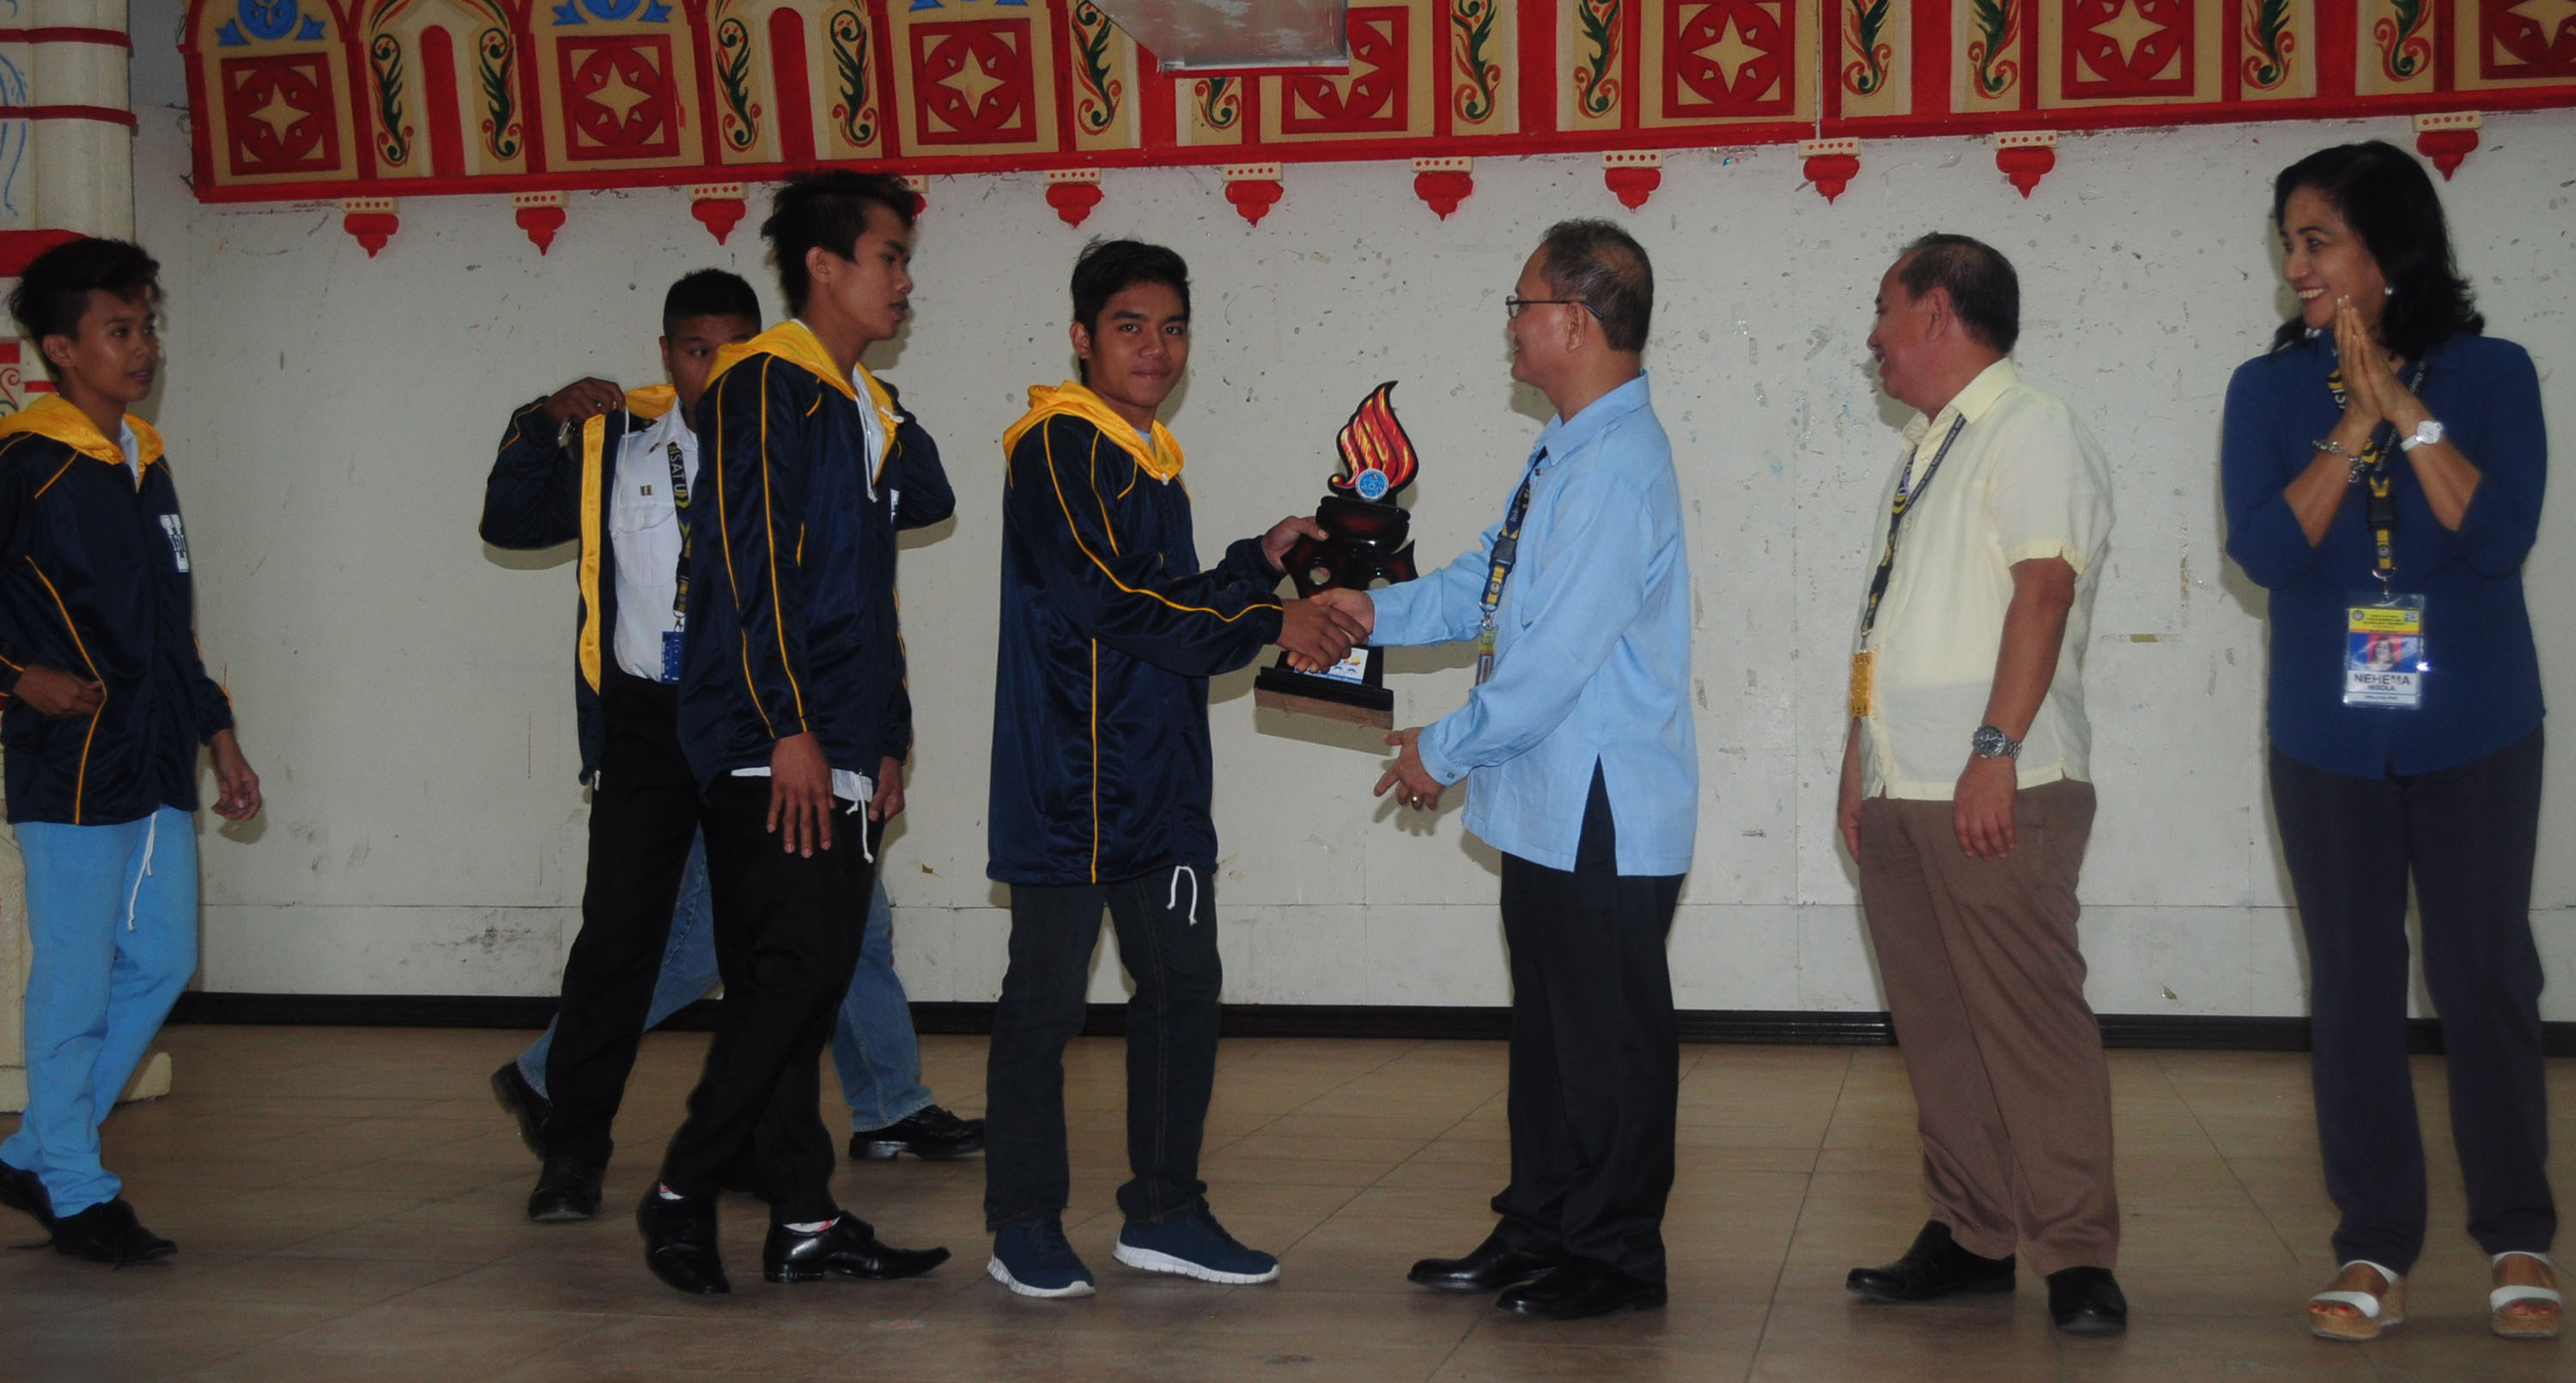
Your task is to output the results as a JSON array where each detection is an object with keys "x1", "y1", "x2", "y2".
[
  {"x1": 988, "y1": 1218, "x2": 1096, "y2": 1298},
  {"x1": 1114, "y1": 1210, "x2": 1280, "y2": 1285}
]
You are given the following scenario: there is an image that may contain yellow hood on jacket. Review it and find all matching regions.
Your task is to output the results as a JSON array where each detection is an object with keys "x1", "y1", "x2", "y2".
[
  {"x1": 0, "y1": 395, "x2": 164, "y2": 468},
  {"x1": 1002, "y1": 382, "x2": 1182, "y2": 483},
  {"x1": 706, "y1": 320, "x2": 901, "y2": 471}
]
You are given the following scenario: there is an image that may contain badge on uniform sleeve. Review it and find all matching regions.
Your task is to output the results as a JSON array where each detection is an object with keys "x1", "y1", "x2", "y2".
[
  {"x1": 160, "y1": 514, "x2": 191, "y2": 572},
  {"x1": 1848, "y1": 651, "x2": 1875, "y2": 719},
  {"x1": 2343, "y1": 595, "x2": 2427, "y2": 710}
]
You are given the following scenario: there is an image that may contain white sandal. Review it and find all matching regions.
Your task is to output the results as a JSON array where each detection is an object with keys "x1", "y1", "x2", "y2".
[
  {"x1": 2491, "y1": 1251, "x2": 2562, "y2": 1340},
  {"x1": 2308, "y1": 1259, "x2": 2404, "y2": 1342}
]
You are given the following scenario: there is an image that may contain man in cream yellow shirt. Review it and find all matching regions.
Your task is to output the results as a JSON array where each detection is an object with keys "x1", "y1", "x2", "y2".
[{"x1": 1833, "y1": 234, "x2": 2123, "y2": 1335}]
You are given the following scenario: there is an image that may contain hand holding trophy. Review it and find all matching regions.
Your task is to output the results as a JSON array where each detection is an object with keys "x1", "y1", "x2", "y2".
[{"x1": 1253, "y1": 382, "x2": 1422, "y2": 728}]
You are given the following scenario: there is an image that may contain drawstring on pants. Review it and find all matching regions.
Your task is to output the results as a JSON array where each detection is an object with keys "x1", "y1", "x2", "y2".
[
  {"x1": 1168, "y1": 864, "x2": 1199, "y2": 927},
  {"x1": 848, "y1": 790, "x2": 873, "y2": 863},
  {"x1": 125, "y1": 812, "x2": 159, "y2": 931}
]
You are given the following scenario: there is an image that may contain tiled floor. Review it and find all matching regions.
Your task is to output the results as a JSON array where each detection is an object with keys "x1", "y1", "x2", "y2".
[{"x1": 2, "y1": 1028, "x2": 2570, "y2": 1382}]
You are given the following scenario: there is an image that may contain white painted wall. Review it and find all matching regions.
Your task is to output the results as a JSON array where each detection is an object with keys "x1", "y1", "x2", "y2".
[{"x1": 127, "y1": 1, "x2": 2576, "y2": 1016}]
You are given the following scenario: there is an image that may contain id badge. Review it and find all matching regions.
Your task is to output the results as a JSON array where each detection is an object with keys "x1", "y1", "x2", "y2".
[
  {"x1": 1848, "y1": 651, "x2": 1875, "y2": 719},
  {"x1": 661, "y1": 630, "x2": 685, "y2": 684},
  {"x1": 2342, "y1": 595, "x2": 2427, "y2": 710}
]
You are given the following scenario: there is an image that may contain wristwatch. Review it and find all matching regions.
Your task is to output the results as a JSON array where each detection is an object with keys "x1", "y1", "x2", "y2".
[
  {"x1": 1971, "y1": 725, "x2": 2021, "y2": 760},
  {"x1": 2398, "y1": 418, "x2": 2445, "y2": 452}
]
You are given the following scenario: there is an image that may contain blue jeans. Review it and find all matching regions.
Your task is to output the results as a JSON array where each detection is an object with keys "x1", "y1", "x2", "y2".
[
  {"x1": 2, "y1": 808, "x2": 198, "y2": 1217},
  {"x1": 516, "y1": 834, "x2": 931, "y2": 1131}
]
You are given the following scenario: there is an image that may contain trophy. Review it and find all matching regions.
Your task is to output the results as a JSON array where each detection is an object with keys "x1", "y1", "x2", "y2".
[{"x1": 1253, "y1": 381, "x2": 1420, "y2": 729}]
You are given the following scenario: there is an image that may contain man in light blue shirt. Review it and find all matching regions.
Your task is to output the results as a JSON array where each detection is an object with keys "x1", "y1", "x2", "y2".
[{"x1": 1317, "y1": 220, "x2": 1696, "y2": 1320}]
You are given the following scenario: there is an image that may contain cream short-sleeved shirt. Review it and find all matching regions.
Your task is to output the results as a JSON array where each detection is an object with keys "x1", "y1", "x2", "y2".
[{"x1": 1855, "y1": 359, "x2": 2113, "y2": 800}]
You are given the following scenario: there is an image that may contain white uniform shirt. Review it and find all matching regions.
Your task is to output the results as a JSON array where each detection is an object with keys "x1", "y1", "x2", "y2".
[
  {"x1": 608, "y1": 407, "x2": 697, "y2": 683},
  {"x1": 1856, "y1": 359, "x2": 2114, "y2": 800}
]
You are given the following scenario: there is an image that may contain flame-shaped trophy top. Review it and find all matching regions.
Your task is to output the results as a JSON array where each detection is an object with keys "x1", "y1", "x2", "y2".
[{"x1": 1328, "y1": 381, "x2": 1419, "y2": 504}]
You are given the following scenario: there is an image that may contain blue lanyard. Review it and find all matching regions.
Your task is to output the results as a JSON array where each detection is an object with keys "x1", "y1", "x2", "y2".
[{"x1": 1474, "y1": 448, "x2": 1543, "y2": 685}]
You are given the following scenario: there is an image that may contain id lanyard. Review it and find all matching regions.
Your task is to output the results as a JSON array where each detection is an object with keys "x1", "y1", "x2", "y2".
[
  {"x1": 665, "y1": 439, "x2": 693, "y2": 627},
  {"x1": 1474, "y1": 449, "x2": 1543, "y2": 685},
  {"x1": 2326, "y1": 357, "x2": 2432, "y2": 709},
  {"x1": 1848, "y1": 415, "x2": 1968, "y2": 717}
]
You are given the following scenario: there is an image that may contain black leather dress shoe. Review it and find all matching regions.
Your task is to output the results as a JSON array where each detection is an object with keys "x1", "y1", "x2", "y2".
[
  {"x1": 763, "y1": 1216, "x2": 951, "y2": 1283},
  {"x1": 50, "y1": 1199, "x2": 174, "y2": 1265},
  {"x1": 1407, "y1": 1231, "x2": 1565, "y2": 1293},
  {"x1": 638, "y1": 1191, "x2": 728, "y2": 1295},
  {"x1": 2047, "y1": 1265, "x2": 2128, "y2": 1335},
  {"x1": 529, "y1": 1154, "x2": 605, "y2": 1222},
  {"x1": 1847, "y1": 1221, "x2": 2015, "y2": 1302},
  {"x1": 0, "y1": 1159, "x2": 55, "y2": 1231},
  {"x1": 489, "y1": 1061, "x2": 552, "y2": 1161},
  {"x1": 849, "y1": 1106, "x2": 986, "y2": 1161},
  {"x1": 1497, "y1": 1260, "x2": 1667, "y2": 1319}
]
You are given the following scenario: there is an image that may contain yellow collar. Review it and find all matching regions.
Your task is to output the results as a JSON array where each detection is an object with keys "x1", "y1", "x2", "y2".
[
  {"x1": 708, "y1": 320, "x2": 901, "y2": 447},
  {"x1": 0, "y1": 395, "x2": 164, "y2": 467},
  {"x1": 623, "y1": 384, "x2": 677, "y2": 422},
  {"x1": 1905, "y1": 358, "x2": 2018, "y2": 447},
  {"x1": 1003, "y1": 382, "x2": 1183, "y2": 483}
]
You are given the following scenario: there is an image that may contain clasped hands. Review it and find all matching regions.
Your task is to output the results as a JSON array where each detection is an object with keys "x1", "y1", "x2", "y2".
[
  {"x1": 2328, "y1": 298, "x2": 2430, "y2": 445},
  {"x1": 1263, "y1": 516, "x2": 1375, "y2": 673}
]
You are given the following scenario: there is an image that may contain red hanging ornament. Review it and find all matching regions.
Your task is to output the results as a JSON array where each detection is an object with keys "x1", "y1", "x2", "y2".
[
  {"x1": 1993, "y1": 131, "x2": 2057, "y2": 197},
  {"x1": 1799, "y1": 139, "x2": 1861, "y2": 203},
  {"x1": 2412, "y1": 112, "x2": 2481, "y2": 180},
  {"x1": 1602, "y1": 151, "x2": 1662, "y2": 210},
  {"x1": 1224, "y1": 164, "x2": 1284, "y2": 227},
  {"x1": 1411, "y1": 157, "x2": 1473, "y2": 220},
  {"x1": 1043, "y1": 170, "x2": 1104, "y2": 227},
  {"x1": 513, "y1": 191, "x2": 567, "y2": 254},
  {"x1": 690, "y1": 184, "x2": 748, "y2": 244},
  {"x1": 341, "y1": 198, "x2": 398, "y2": 257}
]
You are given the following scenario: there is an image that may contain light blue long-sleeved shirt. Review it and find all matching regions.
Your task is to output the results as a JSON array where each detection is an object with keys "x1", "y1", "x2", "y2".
[{"x1": 1367, "y1": 373, "x2": 1697, "y2": 877}]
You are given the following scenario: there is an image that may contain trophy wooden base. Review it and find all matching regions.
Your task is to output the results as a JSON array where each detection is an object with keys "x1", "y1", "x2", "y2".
[{"x1": 1253, "y1": 664, "x2": 1394, "y2": 729}]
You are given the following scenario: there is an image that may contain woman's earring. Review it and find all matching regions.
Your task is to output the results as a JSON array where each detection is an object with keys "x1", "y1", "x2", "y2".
[{"x1": 2383, "y1": 286, "x2": 2396, "y2": 296}]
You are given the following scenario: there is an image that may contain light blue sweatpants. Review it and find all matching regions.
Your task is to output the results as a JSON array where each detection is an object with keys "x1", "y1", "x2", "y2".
[{"x1": 1, "y1": 807, "x2": 198, "y2": 1217}]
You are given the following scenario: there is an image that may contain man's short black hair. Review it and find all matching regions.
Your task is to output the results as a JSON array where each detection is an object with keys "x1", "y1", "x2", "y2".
[
  {"x1": 7, "y1": 237, "x2": 162, "y2": 382},
  {"x1": 759, "y1": 171, "x2": 915, "y2": 314},
  {"x1": 1070, "y1": 240, "x2": 1189, "y2": 383},
  {"x1": 1536, "y1": 219, "x2": 1653, "y2": 353},
  {"x1": 663, "y1": 268, "x2": 761, "y2": 337},
  {"x1": 1894, "y1": 233, "x2": 2020, "y2": 355}
]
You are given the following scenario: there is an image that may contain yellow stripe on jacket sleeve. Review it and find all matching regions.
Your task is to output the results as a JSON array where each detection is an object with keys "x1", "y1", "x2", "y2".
[
  {"x1": 1041, "y1": 423, "x2": 1279, "y2": 623},
  {"x1": 754, "y1": 359, "x2": 807, "y2": 724},
  {"x1": 575, "y1": 416, "x2": 607, "y2": 695}
]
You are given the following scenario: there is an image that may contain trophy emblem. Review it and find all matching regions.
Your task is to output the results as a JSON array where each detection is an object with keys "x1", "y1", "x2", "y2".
[{"x1": 1253, "y1": 381, "x2": 1420, "y2": 729}]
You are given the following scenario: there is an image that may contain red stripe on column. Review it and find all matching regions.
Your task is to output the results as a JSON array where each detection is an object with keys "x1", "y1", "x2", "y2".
[
  {"x1": 1518, "y1": 0, "x2": 1556, "y2": 135},
  {"x1": 0, "y1": 27, "x2": 131, "y2": 45},
  {"x1": 0, "y1": 105, "x2": 138, "y2": 128},
  {"x1": 2316, "y1": 0, "x2": 2355, "y2": 98},
  {"x1": 1911, "y1": 0, "x2": 1951, "y2": 116}
]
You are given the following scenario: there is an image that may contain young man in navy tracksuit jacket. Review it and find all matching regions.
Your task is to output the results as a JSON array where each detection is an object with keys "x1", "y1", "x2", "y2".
[
  {"x1": 0, "y1": 239, "x2": 261, "y2": 1265},
  {"x1": 636, "y1": 171, "x2": 949, "y2": 1296},
  {"x1": 980, "y1": 240, "x2": 1362, "y2": 1297}
]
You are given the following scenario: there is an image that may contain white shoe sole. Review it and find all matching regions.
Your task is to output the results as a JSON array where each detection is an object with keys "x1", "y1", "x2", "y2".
[
  {"x1": 987, "y1": 1254, "x2": 1095, "y2": 1298},
  {"x1": 1113, "y1": 1241, "x2": 1282, "y2": 1285}
]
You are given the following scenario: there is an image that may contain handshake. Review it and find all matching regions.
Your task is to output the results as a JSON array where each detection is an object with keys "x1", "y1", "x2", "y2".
[{"x1": 1259, "y1": 514, "x2": 1378, "y2": 672}]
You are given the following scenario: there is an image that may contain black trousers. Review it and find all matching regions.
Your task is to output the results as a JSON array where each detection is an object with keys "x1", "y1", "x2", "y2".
[
  {"x1": 544, "y1": 670, "x2": 712, "y2": 1167},
  {"x1": 984, "y1": 867, "x2": 1221, "y2": 1231},
  {"x1": 2269, "y1": 726, "x2": 2553, "y2": 1273},
  {"x1": 657, "y1": 775, "x2": 878, "y2": 1224},
  {"x1": 1491, "y1": 767, "x2": 1684, "y2": 1283}
]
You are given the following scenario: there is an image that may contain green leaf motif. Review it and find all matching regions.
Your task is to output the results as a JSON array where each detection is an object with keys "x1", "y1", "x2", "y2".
[
  {"x1": 829, "y1": 8, "x2": 875, "y2": 147},
  {"x1": 1574, "y1": 0, "x2": 1620, "y2": 118},
  {"x1": 1843, "y1": 0, "x2": 1893, "y2": 95},
  {"x1": 1967, "y1": 0, "x2": 2020, "y2": 99},
  {"x1": 2375, "y1": 0, "x2": 2429, "y2": 80},
  {"x1": 1451, "y1": 0, "x2": 1500, "y2": 123},
  {"x1": 2242, "y1": 0, "x2": 2295, "y2": 90},
  {"x1": 716, "y1": 15, "x2": 762, "y2": 151},
  {"x1": 476, "y1": 25, "x2": 519, "y2": 159},
  {"x1": 1067, "y1": 2, "x2": 1123, "y2": 133},
  {"x1": 1195, "y1": 76, "x2": 1239, "y2": 130},
  {"x1": 368, "y1": 32, "x2": 411, "y2": 166}
]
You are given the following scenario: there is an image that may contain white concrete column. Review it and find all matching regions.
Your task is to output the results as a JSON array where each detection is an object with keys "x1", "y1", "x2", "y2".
[{"x1": 0, "y1": 0, "x2": 142, "y2": 1116}]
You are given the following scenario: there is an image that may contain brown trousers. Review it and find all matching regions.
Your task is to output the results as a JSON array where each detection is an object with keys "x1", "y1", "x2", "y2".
[{"x1": 1856, "y1": 779, "x2": 2116, "y2": 1276}]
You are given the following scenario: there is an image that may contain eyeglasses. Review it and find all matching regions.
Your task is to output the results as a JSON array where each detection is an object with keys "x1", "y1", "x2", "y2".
[{"x1": 1504, "y1": 295, "x2": 1601, "y2": 321}]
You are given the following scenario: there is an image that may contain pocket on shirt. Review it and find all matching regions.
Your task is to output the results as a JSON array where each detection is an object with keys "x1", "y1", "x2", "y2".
[{"x1": 608, "y1": 481, "x2": 673, "y2": 537}]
